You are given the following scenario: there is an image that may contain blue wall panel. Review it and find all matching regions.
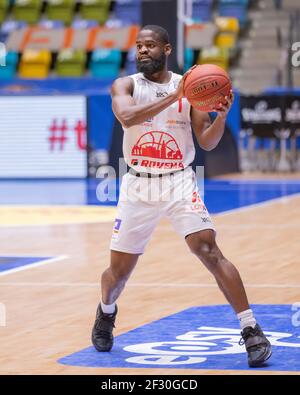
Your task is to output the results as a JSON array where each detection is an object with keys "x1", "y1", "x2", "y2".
[{"x1": 88, "y1": 95, "x2": 115, "y2": 151}]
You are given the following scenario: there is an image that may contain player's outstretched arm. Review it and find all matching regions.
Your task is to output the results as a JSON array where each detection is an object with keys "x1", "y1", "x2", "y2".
[{"x1": 111, "y1": 77, "x2": 181, "y2": 128}]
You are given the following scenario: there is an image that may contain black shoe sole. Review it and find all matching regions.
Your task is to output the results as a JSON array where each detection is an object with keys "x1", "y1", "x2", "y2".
[
  {"x1": 92, "y1": 342, "x2": 113, "y2": 352},
  {"x1": 92, "y1": 337, "x2": 113, "y2": 352},
  {"x1": 93, "y1": 345, "x2": 113, "y2": 352},
  {"x1": 248, "y1": 346, "x2": 272, "y2": 367}
]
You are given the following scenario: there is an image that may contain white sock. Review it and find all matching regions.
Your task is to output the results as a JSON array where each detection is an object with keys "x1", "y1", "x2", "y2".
[
  {"x1": 237, "y1": 309, "x2": 256, "y2": 330},
  {"x1": 101, "y1": 301, "x2": 116, "y2": 314}
]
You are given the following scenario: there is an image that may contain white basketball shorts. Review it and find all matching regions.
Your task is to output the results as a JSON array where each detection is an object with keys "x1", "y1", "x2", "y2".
[{"x1": 110, "y1": 166, "x2": 215, "y2": 254}]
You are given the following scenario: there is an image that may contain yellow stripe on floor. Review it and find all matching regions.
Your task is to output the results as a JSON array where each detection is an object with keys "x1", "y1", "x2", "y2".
[{"x1": 0, "y1": 205, "x2": 117, "y2": 226}]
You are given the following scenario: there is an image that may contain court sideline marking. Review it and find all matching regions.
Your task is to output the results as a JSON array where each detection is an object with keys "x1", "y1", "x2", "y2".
[
  {"x1": 0, "y1": 282, "x2": 299, "y2": 289},
  {"x1": 0, "y1": 255, "x2": 68, "y2": 277}
]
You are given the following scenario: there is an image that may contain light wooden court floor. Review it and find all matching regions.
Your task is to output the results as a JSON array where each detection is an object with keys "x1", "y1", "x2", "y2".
[{"x1": 0, "y1": 192, "x2": 299, "y2": 375}]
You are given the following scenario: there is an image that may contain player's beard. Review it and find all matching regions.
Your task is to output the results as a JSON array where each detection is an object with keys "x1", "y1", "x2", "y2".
[{"x1": 136, "y1": 52, "x2": 166, "y2": 75}]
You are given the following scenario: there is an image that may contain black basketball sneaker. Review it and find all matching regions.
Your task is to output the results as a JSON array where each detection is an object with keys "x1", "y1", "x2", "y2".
[
  {"x1": 239, "y1": 324, "x2": 272, "y2": 367},
  {"x1": 91, "y1": 304, "x2": 118, "y2": 352}
]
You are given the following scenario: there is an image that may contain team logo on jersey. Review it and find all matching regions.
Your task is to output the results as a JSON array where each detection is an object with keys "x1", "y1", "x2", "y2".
[
  {"x1": 131, "y1": 131, "x2": 183, "y2": 160},
  {"x1": 58, "y1": 305, "x2": 300, "y2": 371}
]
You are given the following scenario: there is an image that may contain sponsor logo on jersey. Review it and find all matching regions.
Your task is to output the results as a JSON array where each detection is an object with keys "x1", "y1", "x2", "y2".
[
  {"x1": 142, "y1": 118, "x2": 154, "y2": 127},
  {"x1": 156, "y1": 91, "x2": 169, "y2": 98},
  {"x1": 190, "y1": 191, "x2": 207, "y2": 212},
  {"x1": 139, "y1": 160, "x2": 184, "y2": 169},
  {"x1": 167, "y1": 120, "x2": 186, "y2": 126},
  {"x1": 130, "y1": 159, "x2": 184, "y2": 169},
  {"x1": 166, "y1": 119, "x2": 187, "y2": 130}
]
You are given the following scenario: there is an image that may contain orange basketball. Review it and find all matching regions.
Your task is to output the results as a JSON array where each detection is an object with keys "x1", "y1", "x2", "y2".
[{"x1": 184, "y1": 64, "x2": 232, "y2": 112}]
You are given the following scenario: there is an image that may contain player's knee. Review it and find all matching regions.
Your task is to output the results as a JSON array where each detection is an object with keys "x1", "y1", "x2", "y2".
[
  {"x1": 189, "y1": 238, "x2": 221, "y2": 269},
  {"x1": 190, "y1": 240, "x2": 214, "y2": 258}
]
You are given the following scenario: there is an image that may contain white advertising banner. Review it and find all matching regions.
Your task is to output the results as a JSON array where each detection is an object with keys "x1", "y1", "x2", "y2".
[{"x1": 0, "y1": 96, "x2": 87, "y2": 177}]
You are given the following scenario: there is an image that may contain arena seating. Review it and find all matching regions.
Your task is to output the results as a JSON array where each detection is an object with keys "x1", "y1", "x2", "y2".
[
  {"x1": 114, "y1": 0, "x2": 141, "y2": 25},
  {"x1": 13, "y1": 0, "x2": 42, "y2": 25},
  {"x1": 45, "y1": 0, "x2": 75, "y2": 26},
  {"x1": 90, "y1": 48, "x2": 121, "y2": 78},
  {"x1": 80, "y1": 0, "x2": 111, "y2": 25},
  {"x1": 19, "y1": 48, "x2": 51, "y2": 78},
  {"x1": 218, "y1": 0, "x2": 249, "y2": 28},
  {"x1": 0, "y1": 50, "x2": 18, "y2": 78},
  {"x1": 0, "y1": 0, "x2": 8, "y2": 25},
  {"x1": 0, "y1": 20, "x2": 27, "y2": 43},
  {"x1": 197, "y1": 46, "x2": 229, "y2": 70},
  {"x1": 192, "y1": 0, "x2": 213, "y2": 22},
  {"x1": 55, "y1": 48, "x2": 86, "y2": 76},
  {"x1": 0, "y1": 0, "x2": 251, "y2": 79},
  {"x1": 214, "y1": 16, "x2": 239, "y2": 50}
]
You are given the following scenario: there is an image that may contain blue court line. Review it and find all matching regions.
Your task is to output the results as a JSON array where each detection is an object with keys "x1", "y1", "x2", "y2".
[
  {"x1": 0, "y1": 256, "x2": 53, "y2": 274},
  {"x1": 203, "y1": 180, "x2": 300, "y2": 214},
  {"x1": 0, "y1": 178, "x2": 300, "y2": 213}
]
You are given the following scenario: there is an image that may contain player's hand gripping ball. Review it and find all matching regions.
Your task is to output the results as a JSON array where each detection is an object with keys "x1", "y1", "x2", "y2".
[{"x1": 184, "y1": 64, "x2": 232, "y2": 112}]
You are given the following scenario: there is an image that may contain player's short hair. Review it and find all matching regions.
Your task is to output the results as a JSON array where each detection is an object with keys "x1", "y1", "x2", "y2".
[{"x1": 140, "y1": 25, "x2": 170, "y2": 45}]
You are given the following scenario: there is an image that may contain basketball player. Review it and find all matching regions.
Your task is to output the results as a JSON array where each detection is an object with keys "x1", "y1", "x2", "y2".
[{"x1": 92, "y1": 25, "x2": 272, "y2": 367}]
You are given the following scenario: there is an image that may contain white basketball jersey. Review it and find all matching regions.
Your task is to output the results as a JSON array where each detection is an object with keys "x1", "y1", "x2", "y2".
[{"x1": 122, "y1": 72, "x2": 195, "y2": 174}]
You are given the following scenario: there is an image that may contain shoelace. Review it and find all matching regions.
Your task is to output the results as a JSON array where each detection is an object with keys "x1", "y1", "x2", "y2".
[
  {"x1": 95, "y1": 314, "x2": 115, "y2": 332},
  {"x1": 238, "y1": 327, "x2": 260, "y2": 346},
  {"x1": 97, "y1": 329, "x2": 113, "y2": 339}
]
